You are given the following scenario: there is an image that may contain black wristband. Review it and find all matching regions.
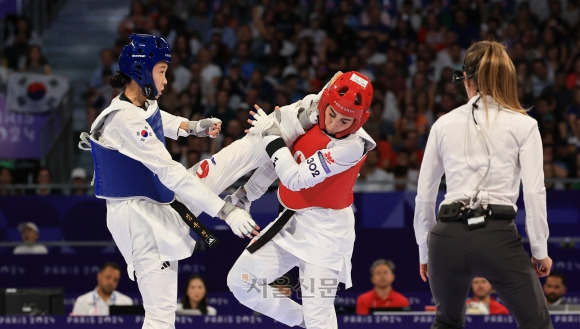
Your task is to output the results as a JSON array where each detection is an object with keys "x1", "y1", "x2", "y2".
[{"x1": 265, "y1": 137, "x2": 286, "y2": 158}]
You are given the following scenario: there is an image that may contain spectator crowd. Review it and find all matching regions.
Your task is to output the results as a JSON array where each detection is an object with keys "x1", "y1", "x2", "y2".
[
  {"x1": 78, "y1": 0, "x2": 580, "y2": 192},
  {"x1": 3, "y1": 0, "x2": 580, "y2": 192}
]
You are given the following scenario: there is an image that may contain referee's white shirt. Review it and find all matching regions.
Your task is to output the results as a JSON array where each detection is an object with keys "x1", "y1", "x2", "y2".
[{"x1": 414, "y1": 95, "x2": 549, "y2": 264}]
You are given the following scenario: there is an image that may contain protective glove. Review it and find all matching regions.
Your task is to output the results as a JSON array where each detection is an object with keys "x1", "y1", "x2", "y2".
[
  {"x1": 247, "y1": 106, "x2": 282, "y2": 145},
  {"x1": 297, "y1": 107, "x2": 318, "y2": 130},
  {"x1": 224, "y1": 186, "x2": 252, "y2": 212},
  {"x1": 218, "y1": 201, "x2": 257, "y2": 238},
  {"x1": 188, "y1": 117, "x2": 222, "y2": 138},
  {"x1": 299, "y1": 71, "x2": 342, "y2": 129},
  {"x1": 311, "y1": 70, "x2": 344, "y2": 103}
]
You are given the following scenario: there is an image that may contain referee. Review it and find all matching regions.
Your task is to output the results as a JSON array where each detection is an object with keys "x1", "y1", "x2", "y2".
[{"x1": 413, "y1": 40, "x2": 553, "y2": 329}]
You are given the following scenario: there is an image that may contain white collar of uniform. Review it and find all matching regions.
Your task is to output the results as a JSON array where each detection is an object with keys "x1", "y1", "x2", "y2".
[
  {"x1": 91, "y1": 94, "x2": 123, "y2": 133},
  {"x1": 90, "y1": 94, "x2": 159, "y2": 134},
  {"x1": 354, "y1": 127, "x2": 377, "y2": 153},
  {"x1": 113, "y1": 94, "x2": 159, "y2": 120},
  {"x1": 141, "y1": 98, "x2": 159, "y2": 119}
]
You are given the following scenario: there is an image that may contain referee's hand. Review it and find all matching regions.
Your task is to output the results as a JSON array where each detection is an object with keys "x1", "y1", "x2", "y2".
[
  {"x1": 419, "y1": 263, "x2": 428, "y2": 282},
  {"x1": 532, "y1": 256, "x2": 553, "y2": 277}
]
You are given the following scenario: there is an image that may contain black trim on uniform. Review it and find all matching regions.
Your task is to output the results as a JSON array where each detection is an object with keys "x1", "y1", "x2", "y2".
[
  {"x1": 170, "y1": 200, "x2": 219, "y2": 248},
  {"x1": 265, "y1": 137, "x2": 286, "y2": 158},
  {"x1": 246, "y1": 208, "x2": 295, "y2": 254},
  {"x1": 119, "y1": 92, "x2": 147, "y2": 110}
]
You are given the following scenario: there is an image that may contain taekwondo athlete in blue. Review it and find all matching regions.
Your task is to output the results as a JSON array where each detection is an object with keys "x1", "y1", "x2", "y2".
[{"x1": 79, "y1": 34, "x2": 259, "y2": 329}]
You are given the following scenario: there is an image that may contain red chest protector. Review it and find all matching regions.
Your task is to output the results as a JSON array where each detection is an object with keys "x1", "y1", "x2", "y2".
[{"x1": 279, "y1": 125, "x2": 366, "y2": 210}]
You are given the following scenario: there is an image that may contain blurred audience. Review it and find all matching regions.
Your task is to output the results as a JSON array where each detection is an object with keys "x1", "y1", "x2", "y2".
[
  {"x1": 19, "y1": 45, "x2": 52, "y2": 74},
  {"x1": 0, "y1": 167, "x2": 16, "y2": 195},
  {"x1": 71, "y1": 262, "x2": 133, "y2": 315},
  {"x1": 543, "y1": 272, "x2": 579, "y2": 310},
  {"x1": 355, "y1": 148, "x2": 394, "y2": 192},
  {"x1": 356, "y1": 259, "x2": 409, "y2": 314},
  {"x1": 177, "y1": 274, "x2": 217, "y2": 315},
  {"x1": 3, "y1": 15, "x2": 42, "y2": 70},
  {"x1": 13, "y1": 221, "x2": 48, "y2": 255},
  {"x1": 70, "y1": 167, "x2": 90, "y2": 195},
  {"x1": 89, "y1": 48, "x2": 119, "y2": 91},
  {"x1": 466, "y1": 277, "x2": 509, "y2": 315},
  {"x1": 117, "y1": 0, "x2": 153, "y2": 40},
  {"x1": 29, "y1": 167, "x2": 60, "y2": 196}
]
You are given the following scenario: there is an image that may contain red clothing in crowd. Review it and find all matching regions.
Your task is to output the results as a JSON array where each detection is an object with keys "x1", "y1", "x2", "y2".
[
  {"x1": 466, "y1": 297, "x2": 510, "y2": 315},
  {"x1": 356, "y1": 289, "x2": 410, "y2": 315}
]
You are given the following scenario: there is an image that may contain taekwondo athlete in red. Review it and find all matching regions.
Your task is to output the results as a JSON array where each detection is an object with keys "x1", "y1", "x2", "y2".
[
  {"x1": 186, "y1": 72, "x2": 346, "y2": 215},
  {"x1": 78, "y1": 34, "x2": 258, "y2": 329},
  {"x1": 227, "y1": 72, "x2": 376, "y2": 329}
]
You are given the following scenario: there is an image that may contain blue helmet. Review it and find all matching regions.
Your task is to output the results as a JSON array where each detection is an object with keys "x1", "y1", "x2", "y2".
[{"x1": 119, "y1": 33, "x2": 172, "y2": 99}]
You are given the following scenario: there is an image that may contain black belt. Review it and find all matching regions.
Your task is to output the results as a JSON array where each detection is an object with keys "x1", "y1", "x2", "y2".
[
  {"x1": 437, "y1": 203, "x2": 516, "y2": 222},
  {"x1": 246, "y1": 208, "x2": 295, "y2": 254},
  {"x1": 170, "y1": 200, "x2": 219, "y2": 248}
]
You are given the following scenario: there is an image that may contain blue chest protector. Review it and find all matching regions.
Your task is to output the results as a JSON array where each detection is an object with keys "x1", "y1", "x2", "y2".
[{"x1": 90, "y1": 107, "x2": 175, "y2": 203}]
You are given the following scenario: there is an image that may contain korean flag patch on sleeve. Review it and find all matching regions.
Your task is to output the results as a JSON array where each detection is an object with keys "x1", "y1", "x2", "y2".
[{"x1": 137, "y1": 126, "x2": 153, "y2": 142}]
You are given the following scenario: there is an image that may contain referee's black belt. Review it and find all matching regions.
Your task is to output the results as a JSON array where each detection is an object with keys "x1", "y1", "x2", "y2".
[
  {"x1": 170, "y1": 200, "x2": 219, "y2": 248},
  {"x1": 437, "y1": 203, "x2": 516, "y2": 222}
]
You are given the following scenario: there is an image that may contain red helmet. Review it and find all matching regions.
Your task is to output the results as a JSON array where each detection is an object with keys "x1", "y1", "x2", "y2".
[{"x1": 318, "y1": 71, "x2": 373, "y2": 138}]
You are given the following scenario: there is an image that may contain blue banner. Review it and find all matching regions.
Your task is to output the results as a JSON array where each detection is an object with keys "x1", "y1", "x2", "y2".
[{"x1": 0, "y1": 96, "x2": 51, "y2": 158}]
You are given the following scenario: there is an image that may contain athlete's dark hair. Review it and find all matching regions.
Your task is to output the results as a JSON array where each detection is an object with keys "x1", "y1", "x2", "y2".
[{"x1": 110, "y1": 71, "x2": 132, "y2": 89}]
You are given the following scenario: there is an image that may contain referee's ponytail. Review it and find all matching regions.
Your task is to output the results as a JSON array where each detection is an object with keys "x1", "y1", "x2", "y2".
[{"x1": 464, "y1": 41, "x2": 528, "y2": 116}]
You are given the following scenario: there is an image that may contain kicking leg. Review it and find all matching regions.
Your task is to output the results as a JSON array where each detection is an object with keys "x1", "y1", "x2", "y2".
[{"x1": 189, "y1": 134, "x2": 270, "y2": 195}]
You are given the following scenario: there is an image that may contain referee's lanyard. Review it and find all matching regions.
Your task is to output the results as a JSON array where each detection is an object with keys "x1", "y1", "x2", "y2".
[{"x1": 93, "y1": 289, "x2": 116, "y2": 315}]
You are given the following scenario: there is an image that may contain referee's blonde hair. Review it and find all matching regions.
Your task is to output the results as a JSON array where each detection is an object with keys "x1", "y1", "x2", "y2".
[{"x1": 463, "y1": 41, "x2": 527, "y2": 116}]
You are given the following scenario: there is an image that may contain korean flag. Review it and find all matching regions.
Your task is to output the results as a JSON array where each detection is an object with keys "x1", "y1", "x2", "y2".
[{"x1": 6, "y1": 72, "x2": 69, "y2": 114}]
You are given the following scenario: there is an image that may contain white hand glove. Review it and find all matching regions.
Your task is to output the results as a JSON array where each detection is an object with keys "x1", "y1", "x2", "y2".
[
  {"x1": 188, "y1": 117, "x2": 222, "y2": 138},
  {"x1": 218, "y1": 202, "x2": 256, "y2": 238},
  {"x1": 297, "y1": 106, "x2": 319, "y2": 130},
  {"x1": 224, "y1": 186, "x2": 252, "y2": 212},
  {"x1": 248, "y1": 107, "x2": 281, "y2": 137}
]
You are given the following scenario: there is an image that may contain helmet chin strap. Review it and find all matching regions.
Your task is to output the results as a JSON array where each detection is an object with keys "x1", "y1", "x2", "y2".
[
  {"x1": 143, "y1": 85, "x2": 156, "y2": 100},
  {"x1": 322, "y1": 129, "x2": 337, "y2": 138},
  {"x1": 318, "y1": 123, "x2": 348, "y2": 139}
]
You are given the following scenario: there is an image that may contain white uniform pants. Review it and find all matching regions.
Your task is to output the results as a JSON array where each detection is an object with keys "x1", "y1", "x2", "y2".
[
  {"x1": 135, "y1": 259, "x2": 178, "y2": 329},
  {"x1": 227, "y1": 242, "x2": 339, "y2": 329},
  {"x1": 189, "y1": 134, "x2": 270, "y2": 195},
  {"x1": 108, "y1": 201, "x2": 181, "y2": 329}
]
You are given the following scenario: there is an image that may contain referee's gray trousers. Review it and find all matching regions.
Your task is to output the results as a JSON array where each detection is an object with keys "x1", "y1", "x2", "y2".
[{"x1": 427, "y1": 219, "x2": 553, "y2": 329}]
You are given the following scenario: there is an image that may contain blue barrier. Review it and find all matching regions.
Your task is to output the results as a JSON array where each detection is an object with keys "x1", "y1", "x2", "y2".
[
  {"x1": 1, "y1": 192, "x2": 579, "y2": 297},
  {"x1": 2, "y1": 191, "x2": 580, "y2": 239}
]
